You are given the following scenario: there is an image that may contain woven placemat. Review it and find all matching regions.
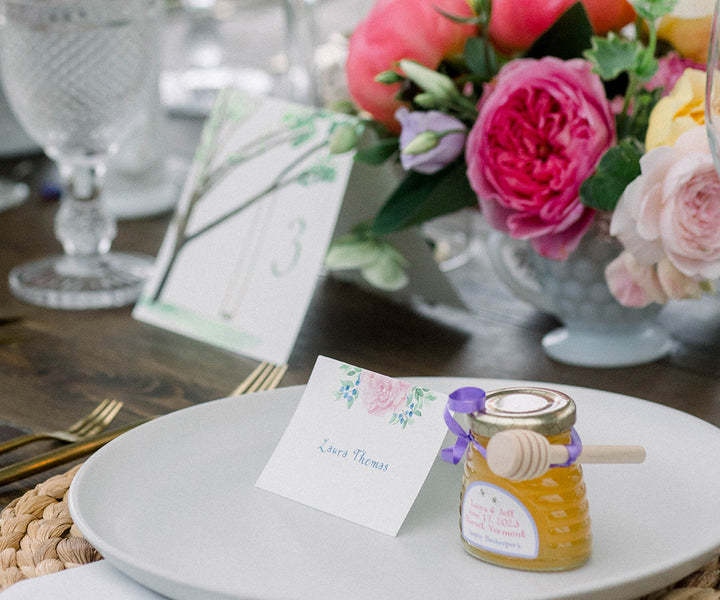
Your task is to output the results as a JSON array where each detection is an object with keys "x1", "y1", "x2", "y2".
[
  {"x1": 0, "y1": 464, "x2": 101, "y2": 591},
  {"x1": 0, "y1": 465, "x2": 717, "y2": 598}
]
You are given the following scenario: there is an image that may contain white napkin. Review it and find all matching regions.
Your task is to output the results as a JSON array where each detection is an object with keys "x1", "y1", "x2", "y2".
[{"x1": 0, "y1": 561, "x2": 164, "y2": 599}]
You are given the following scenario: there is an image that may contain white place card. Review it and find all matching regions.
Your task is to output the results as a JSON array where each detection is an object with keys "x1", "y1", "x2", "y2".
[
  {"x1": 133, "y1": 91, "x2": 358, "y2": 363},
  {"x1": 256, "y1": 356, "x2": 450, "y2": 536}
]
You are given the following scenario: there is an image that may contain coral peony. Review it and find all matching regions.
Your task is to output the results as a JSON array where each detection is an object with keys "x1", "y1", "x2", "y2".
[
  {"x1": 488, "y1": 0, "x2": 635, "y2": 54},
  {"x1": 466, "y1": 57, "x2": 615, "y2": 259},
  {"x1": 345, "y1": 0, "x2": 475, "y2": 132}
]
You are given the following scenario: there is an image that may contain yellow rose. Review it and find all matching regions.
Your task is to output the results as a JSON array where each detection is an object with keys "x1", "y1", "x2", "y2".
[
  {"x1": 657, "y1": 15, "x2": 712, "y2": 64},
  {"x1": 645, "y1": 68, "x2": 706, "y2": 150}
]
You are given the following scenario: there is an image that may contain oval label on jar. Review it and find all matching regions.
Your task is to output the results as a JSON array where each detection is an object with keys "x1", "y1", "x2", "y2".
[{"x1": 461, "y1": 482, "x2": 539, "y2": 559}]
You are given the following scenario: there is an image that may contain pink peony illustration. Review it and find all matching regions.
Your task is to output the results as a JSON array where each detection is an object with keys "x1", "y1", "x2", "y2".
[{"x1": 359, "y1": 371, "x2": 412, "y2": 416}]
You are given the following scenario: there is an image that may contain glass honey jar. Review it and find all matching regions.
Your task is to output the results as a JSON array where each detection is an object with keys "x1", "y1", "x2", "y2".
[{"x1": 459, "y1": 387, "x2": 592, "y2": 571}]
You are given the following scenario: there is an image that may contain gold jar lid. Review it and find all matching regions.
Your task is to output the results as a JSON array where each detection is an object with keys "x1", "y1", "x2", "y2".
[{"x1": 468, "y1": 387, "x2": 576, "y2": 437}]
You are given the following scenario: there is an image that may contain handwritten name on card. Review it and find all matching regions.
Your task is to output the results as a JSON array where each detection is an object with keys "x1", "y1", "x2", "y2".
[
  {"x1": 255, "y1": 356, "x2": 449, "y2": 536},
  {"x1": 317, "y1": 439, "x2": 390, "y2": 472}
]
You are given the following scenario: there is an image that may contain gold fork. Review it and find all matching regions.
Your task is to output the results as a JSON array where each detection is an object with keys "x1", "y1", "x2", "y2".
[
  {"x1": 0, "y1": 363, "x2": 287, "y2": 486},
  {"x1": 232, "y1": 362, "x2": 288, "y2": 395},
  {"x1": 0, "y1": 398, "x2": 124, "y2": 455}
]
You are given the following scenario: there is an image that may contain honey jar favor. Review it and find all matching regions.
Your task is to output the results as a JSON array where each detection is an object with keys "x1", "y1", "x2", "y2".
[{"x1": 444, "y1": 386, "x2": 593, "y2": 572}]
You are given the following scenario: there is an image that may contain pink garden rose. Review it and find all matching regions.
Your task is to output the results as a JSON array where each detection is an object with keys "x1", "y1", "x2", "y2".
[
  {"x1": 359, "y1": 371, "x2": 411, "y2": 416},
  {"x1": 488, "y1": 0, "x2": 635, "y2": 54},
  {"x1": 646, "y1": 52, "x2": 705, "y2": 94},
  {"x1": 466, "y1": 57, "x2": 615, "y2": 259},
  {"x1": 606, "y1": 125, "x2": 720, "y2": 306},
  {"x1": 346, "y1": 0, "x2": 475, "y2": 133}
]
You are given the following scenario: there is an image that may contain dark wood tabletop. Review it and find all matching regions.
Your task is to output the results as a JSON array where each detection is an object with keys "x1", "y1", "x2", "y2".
[{"x1": 0, "y1": 111, "x2": 718, "y2": 508}]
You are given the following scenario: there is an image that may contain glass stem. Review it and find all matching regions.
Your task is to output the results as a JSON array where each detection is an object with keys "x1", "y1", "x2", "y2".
[
  {"x1": 54, "y1": 163, "x2": 117, "y2": 257},
  {"x1": 282, "y1": 0, "x2": 318, "y2": 106}
]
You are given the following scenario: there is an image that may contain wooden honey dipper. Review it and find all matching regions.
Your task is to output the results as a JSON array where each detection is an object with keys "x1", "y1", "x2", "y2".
[{"x1": 486, "y1": 429, "x2": 646, "y2": 481}]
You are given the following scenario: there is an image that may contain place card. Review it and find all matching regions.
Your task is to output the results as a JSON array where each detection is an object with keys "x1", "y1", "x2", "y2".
[
  {"x1": 133, "y1": 91, "x2": 358, "y2": 363},
  {"x1": 256, "y1": 356, "x2": 449, "y2": 536}
]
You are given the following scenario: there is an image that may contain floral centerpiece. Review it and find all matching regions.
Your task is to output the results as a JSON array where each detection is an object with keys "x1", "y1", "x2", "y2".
[{"x1": 324, "y1": 0, "x2": 719, "y2": 308}]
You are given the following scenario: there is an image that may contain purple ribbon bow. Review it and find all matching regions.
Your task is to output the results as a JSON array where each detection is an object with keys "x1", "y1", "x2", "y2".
[
  {"x1": 441, "y1": 387, "x2": 487, "y2": 464},
  {"x1": 441, "y1": 386, "x2": 583, "y2": 469}
]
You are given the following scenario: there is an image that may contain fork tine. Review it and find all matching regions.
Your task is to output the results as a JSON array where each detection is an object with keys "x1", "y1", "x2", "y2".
[
  {"x1": 72, "y1": 399, "x2": 122, "y2": 436},
  {"x1": 66, "y1": 398, "x2": 113, "y2": 435},
  {"x1": 260, "y1": 364, "x2": 287, "y2": 392},
  {"x1": 232, "y1": 362, "x2": 287, "y2": 396},
  {"x1": 0, "y1": 398, "x2": 125, "y2": 456},
  {"x1": 246, "y1": 362, "x2": 275, "y2": 394},
  {"x1": 232, "y1": 362, "x2": 269, "y2": 396},
  {"x1": 76, "y1": 400, "x2": 124, "y2": 438}
]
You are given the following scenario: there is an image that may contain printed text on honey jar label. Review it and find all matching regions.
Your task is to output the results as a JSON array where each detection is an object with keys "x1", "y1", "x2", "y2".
[{"x1": 462, "y1": 482, "x2": 539, "y2": 559}]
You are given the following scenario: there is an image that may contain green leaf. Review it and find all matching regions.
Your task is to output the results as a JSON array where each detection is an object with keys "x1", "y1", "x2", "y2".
[
  {"x1": 618, "y1": 87, "x2": 663, "y2": 140},
  {"x1": 360, "y1": 247, "x2": 410, "y2": 291},
  {"x1": 524, "y1": 3, "x2": 593, "y2": 60},
  {"x1": 371, "y1": 160, "x2": 478, "y2": 234},
  {"x1": 463, "y1": 37, "x2": 498, "y2": 80},
  {"x1": 580, "y1": 139, "x2": 643, "y2": 211},
  {"x1": 584, "y1": 33, "x2": 644, "y2": 81},
  {"x1": 324, "y1": 236, "x2": 382, "y2": 270},
  {"x1": 632, "y1": 0, "x2": 677, "y2": 21},
  {"x1": 354, "y1": 138, "x2": 399, "y2": 165}
]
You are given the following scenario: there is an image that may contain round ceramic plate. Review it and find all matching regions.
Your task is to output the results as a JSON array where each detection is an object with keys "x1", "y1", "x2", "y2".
[{"x1": 68, "y1": 378, "x2": 720, "y2": 600}]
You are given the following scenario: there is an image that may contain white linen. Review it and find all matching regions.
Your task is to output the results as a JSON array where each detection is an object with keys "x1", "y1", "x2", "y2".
[{"x1": 0, "y1": 561, "x2": 164, "y2": 599}]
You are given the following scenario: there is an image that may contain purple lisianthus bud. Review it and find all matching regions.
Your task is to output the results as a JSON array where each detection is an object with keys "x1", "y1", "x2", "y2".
[{"x1": 395, "y1": 107, "x2": 467, "y2": 174}]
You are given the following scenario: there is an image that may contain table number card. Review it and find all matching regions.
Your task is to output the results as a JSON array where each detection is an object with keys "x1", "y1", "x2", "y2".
[
  {"x1": 133, "y1": 91, "x2": 357, "y2": 363},
  {"x1": 256, "y1": 356, "x2": 450, "y2": 536}
]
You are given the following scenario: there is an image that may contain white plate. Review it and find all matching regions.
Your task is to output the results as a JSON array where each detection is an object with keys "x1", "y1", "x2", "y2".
[{"x1": 68, "y1": 378, "x2": 720, "y2": 600}]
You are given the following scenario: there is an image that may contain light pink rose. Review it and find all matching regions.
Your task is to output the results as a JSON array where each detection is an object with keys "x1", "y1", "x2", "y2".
[
  {"x1": 466, "y1": 57, "x2": 615, "y2": 259},
  {"x1": 657, "y1": 258, "x2": 704, "y2": 300},
  {"x1": 346, "y1": 0, "x2": 476, "y2": 133},
  {"x1": 605, "y1": 252, "x2": 705, "y2": 307},
  {"x1": 610, "y1": 125, "x2": 720, "y2": 282},
  {"x1": 605, "y1": 251, "x2": 667, "y2": 307},
  {"x1": 359, "y1": 372, "x2": 411, "y2": 416}
]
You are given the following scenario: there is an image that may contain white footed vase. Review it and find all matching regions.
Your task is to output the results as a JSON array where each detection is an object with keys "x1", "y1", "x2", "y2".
[{"x1": 486, "y1": 223, "x2": 673, "y2": 367}]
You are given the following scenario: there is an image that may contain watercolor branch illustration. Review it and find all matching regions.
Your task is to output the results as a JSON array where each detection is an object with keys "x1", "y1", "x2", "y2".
[{"x1": 148, "y1": 90, "x2": 346, "y2": 303}]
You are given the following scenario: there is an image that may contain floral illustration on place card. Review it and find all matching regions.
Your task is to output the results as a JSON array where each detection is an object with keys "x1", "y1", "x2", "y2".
[{"x1": 335, "y1": 363, "x2": 437, "y2": 428}]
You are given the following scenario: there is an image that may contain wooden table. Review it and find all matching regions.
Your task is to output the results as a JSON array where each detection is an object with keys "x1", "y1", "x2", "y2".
[{"x1": 0, "y1": 112, "x2": 718, "y2": 509}]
